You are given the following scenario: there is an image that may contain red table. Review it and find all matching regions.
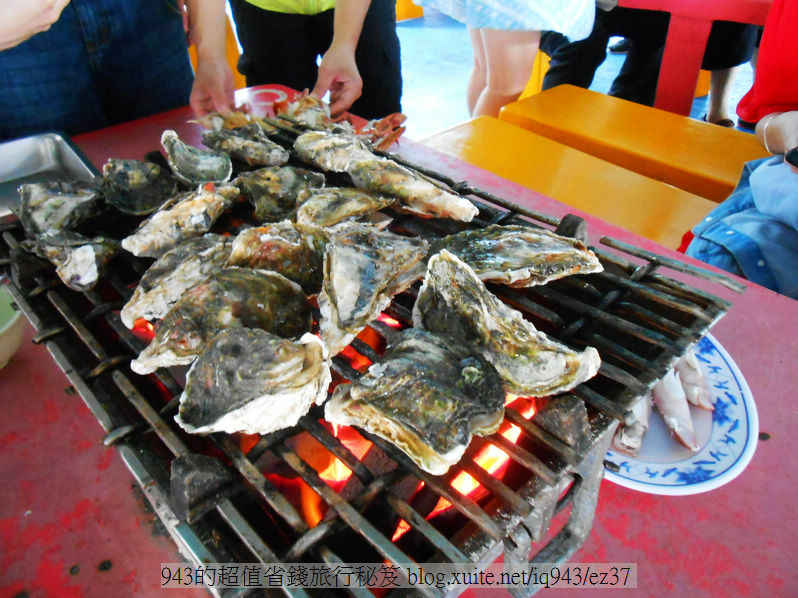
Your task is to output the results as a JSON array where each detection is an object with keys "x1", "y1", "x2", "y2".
[{"x1": 618, "y1": 0, "x2": 772, "y2": 115}]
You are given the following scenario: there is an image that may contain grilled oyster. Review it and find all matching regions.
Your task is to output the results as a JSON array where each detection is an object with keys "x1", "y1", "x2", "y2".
[
  {"x1": 15, "y1": 181, "x2": 101, "y2": 237},
  {"x1": 295, "y1": 187, "x2": 395, "y2": 229},
  {"x1": 101, "y1": 158, "x2": 178, "y2": 215},
  {"x1": 429, "y1": 224, "x2": 603, "y2": 287},
  {"x1": 318, "y1": 224, "x2": 429, "y2": 354},
  {"x1": 325, "y1": 328, "x2": 505, "y2": 475},
  {"x1": 294, "y1": 130, "x2": 376, "y2": 173},
  {"x1": 121, "y1": 182, "x2": 239, "y2": 258},
  {"x1": 21, "y1": 230, "x2": 119, "y2": 292},
  {"x1": 120, "y1": 234, "x2": 233, "y2": 328},
  {"x1": 226, "y1": 221, "x2": 327, "y2": 294},
  {"x1": 347, "y1": 157, "x2": 478, "y2": 222},
  {"x1": 234, "y1": 166, "x2": 325, "y2": 223},
  {"x1": 175, "y1": 330, "x2": 331, "y2": 435},
  {"x1": 131, "y1": 268, "x2": 311, "y2": 375},
  {"x1": 161, "y1": 129, "x2": 232, "y2": 185},
  {"x1": 413, "y1": 250, "x2": 601, "y2": 397},
  {"x1": 201, "y1": 124, "x2": 290, "y2": 167}
]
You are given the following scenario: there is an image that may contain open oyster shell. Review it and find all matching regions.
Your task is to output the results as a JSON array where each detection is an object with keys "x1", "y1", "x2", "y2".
[
  {"x1": 294, "y1": 129, "x2": 376, "y2": 173},
  {"x1": 161, "y1": 129, "x2": 232, "y2": 186},
  {"x1": 131, "y1": 267, "x2": 311, "y2": 375},
  {"x1": 175, "y1": 330, "x2": 331, "y2": 435},
  {"x1": 101, "y1": 158, "x2": 178, "y2": 215},
  {"x1": 15, "y1": 181, "x2": 101, "y2": 238},
  {"x1": 234, "y1": 166, "x2": 325, "y2": 223},
  {"x1": 413, "y1": 250, "x2": 601, "y2": 397},
  {"x1": 120, "y1": 234, "x2": 233, "y2": 328},
  {"x1": 201, "y1": 124, "x2": 290, "y2": 167},
  {"x1": 325, "y1": 328, "x2": 505, "y2": 475},
  {"x1": 295, "y1": 187, "x2": 395, "y2": 229}
]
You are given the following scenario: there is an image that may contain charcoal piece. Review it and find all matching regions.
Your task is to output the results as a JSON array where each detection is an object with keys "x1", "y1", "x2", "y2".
[{"x1": 170, "y1": 454, "x2": 238, "y2": 523}]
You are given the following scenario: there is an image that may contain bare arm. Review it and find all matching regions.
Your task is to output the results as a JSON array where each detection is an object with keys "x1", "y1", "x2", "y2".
[
  {"x1": 311, "y1": 0, "x2": 371, "y2": 117},
  {"x1": 0, "y1": 0, "x2": 71, "y2": 51},
  {"x1": 757, "y1": 111, "x2": 798, "y2": 173},
  {"x1": 187, "y1": 0, "x2": 235, "y2": 117}
]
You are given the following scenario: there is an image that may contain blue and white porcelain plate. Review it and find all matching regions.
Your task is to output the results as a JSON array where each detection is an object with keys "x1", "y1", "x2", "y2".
[{"x1": 604, "y1": 334, "x2": 758, "y2": 496}]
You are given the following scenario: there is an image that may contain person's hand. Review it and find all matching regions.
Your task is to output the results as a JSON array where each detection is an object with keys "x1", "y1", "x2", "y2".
[
  {"x1": 0, "y1": 0, "x2": 71, "y2": 51},
  {"x1": 312, "y1": 44, "x2": 363, "y2": 118},
  {"x1": 758, "y1": 111, "x2": 798, "y2": 174},
  {"x1": 190, "y1": 58, "x2": 236, "y2": 117}
]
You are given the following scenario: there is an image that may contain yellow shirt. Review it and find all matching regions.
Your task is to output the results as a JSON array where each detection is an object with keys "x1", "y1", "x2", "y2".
[{"x1": 244, "y1": 0, "x2": 336, "y2": 15}]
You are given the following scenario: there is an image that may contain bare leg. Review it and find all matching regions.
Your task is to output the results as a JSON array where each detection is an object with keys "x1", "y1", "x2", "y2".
[
  {"x1": 467, "y1": 27, "x2": 486, "y2": 116},
  {"x1": 472, "y1": 28, "x2": 541, "y2": 118},
  {"x1": 707, "y1": 66, "x2": 738, "y2": 124}
]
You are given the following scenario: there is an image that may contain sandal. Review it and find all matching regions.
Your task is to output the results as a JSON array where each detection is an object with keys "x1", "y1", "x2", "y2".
[{"x1": 700, "y1": 113, "x2": 736, "y2": 128}]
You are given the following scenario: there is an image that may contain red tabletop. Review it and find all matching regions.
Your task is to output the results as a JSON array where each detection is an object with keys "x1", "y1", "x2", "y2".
[{"x1": 3, "y1": 88, "x2": 797, "y2": 596}]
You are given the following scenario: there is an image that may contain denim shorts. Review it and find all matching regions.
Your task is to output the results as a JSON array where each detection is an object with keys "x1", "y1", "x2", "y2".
[{"x1": 0, "y1": 0, "x2": 194, "y2": 141}]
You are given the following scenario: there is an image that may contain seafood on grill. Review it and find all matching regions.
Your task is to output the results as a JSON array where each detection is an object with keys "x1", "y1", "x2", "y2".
[
  {"x1": 652, "y1": 369, "x2": 700, "y2": 452},
  {"x1": 201, "y1": 124, "x2": 290, "y2": 167},
  {"x1": 161, "y1": 129, "x2": 232, "y2": 186},
  {"x1": 130, "y1": 267, "x2": 311, "y2": 375},
  {"x1": 294, "y1": 130, "x2": 377, "y2": 173},
  {"x1": 612, "y1": 393, "x2": 652, "y2": 456},
  {"x1": 225, "y1": 221, "x2": 327, "y2": 294},
  {"x1": 15, "y1": 181, "x2": 102, "y2": 238},
  {"x1": 318, "y1": 224, "x2": 429, "y2": 354},
  {"x1": 193, "y1": 109, "x2": 266, "y2": 131},
  {"x1": 347, "y1": 157, "x2": 479, "y2": 222},
  {"x1": 175, "y1": 329, "x2": 331, "y2": 435},
  {"x1": 101, "y1": 158, "x2": 178, "y2": 215},
  {"x1": 674, "y1": 348, "x2": 713, "y2": 410},
  {"x1": 325, "y1": 328, "x2": 505, "y2": 475},
  {"x1": 412, "y1": 250, "x2": 601, "y2": 397},
  {"x1": 121, "y1": 182, "x2": 239, "y2": 258},
  {"x1": 428, "y1": 224, "x2": 603, "y2": 287},
  {"x1": 295, "y1": 187, "x2": 395, "y2": 229},
  {"x1": 21, "y1": 230, "x2": 119, "y2": 292},
  {"x1": 233, "y1": 166, "x2": 325, "y2": 222},
  {"x1": 274, "y1": 91, "x2": 333, "y2": 129},
  {"x1": 120, "y1": 234, "x2": 233, "y2": 328}
]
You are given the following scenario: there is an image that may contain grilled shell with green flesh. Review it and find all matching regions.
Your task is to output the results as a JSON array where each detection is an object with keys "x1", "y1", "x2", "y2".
[
  {"x1": 294, "y1": 129, "x2": 377, "y2": 172},
  {"x1": 428, "y1": 224, "x2": 603, "y2": 287},
  {"x1": 234, "y1": 166, "x2": 325, "y2": 222},
  {"x1": 15, "y1": 181, "x2": 101, "y2": 238},
  {"x1": 413, "y1": 250, "x2": 601, "y2": 397},
  {"x1": 175, "y1": 330, "x2": 331, "y2": 435},
  {"x1": 201, "y1": 124, "x2": 290, "y2": 167},
  {"x1": 131, "y1": 267, "x2": 311, "y2": 374},
  {"x1": 295, "y1": 187, "x2": 395, "y2": 229},
  {"x1": 161, "y1": 129, "x2": 232, "y2": 185},
  {"x1": 101, "y1": 158, "x2": 178, "y2": 215},
  {"x1": 325, "y1": 328, "x2": 505, "y2": 475}
]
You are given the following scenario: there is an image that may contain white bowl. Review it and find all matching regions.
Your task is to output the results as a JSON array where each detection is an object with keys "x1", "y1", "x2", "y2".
[{"x1": 0, "y1": 286, "x2": 25, "y2": 369}]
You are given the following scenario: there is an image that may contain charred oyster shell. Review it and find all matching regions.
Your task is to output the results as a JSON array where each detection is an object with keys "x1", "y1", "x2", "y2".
[
  {"x1": 15, "y1": 181, "x2": 101, "y2": 237},
  {"x1": 294, "y1": 130, "x2": 376, "y2": 172},
  {"x1": 234, "y1": 166, "x2": 325, "y2": 223},
  {"x1": 120, "y1": 234, "x2": 233, "y2": 328},
  {"x1": 161, "y1": 129, "x2": 232, "y2": 185},
  {"x1": 131, "y1": 267, "x2": 312, "y2": 375},
  {"x1": 175, "y1": 330, "x2": 331, "y2": 435},
  {"x1": 325, "y1": 328, "x2": 505, "y2": 475},
  {"x1": 413, "y1": 250, "x2": 601, "y2": 397},
  {"x1": 21, "y1": 230, "x2": 119, "y2": 292},
  {"x1": 295, "y1": 187, "x2": 395, "y2": 229},
  {"x1": 101, "y1": 158, "x2": 178, "y2": 215},
  {"x1": 429, "y1": 224, "x2": 603, "y2": 287},
  {"x1": 201, "y1": 124, "x2": 290, "y2": 167}
]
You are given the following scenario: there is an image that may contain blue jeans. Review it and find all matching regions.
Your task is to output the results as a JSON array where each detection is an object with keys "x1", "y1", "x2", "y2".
[{"x1": 0, "y1": 0, "x2": 194, "y2": 141}]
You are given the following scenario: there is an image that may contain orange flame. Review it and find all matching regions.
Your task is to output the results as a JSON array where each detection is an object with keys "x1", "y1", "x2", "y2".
[{"x1": 131, "y1": 318, "x2": 155, "y2": 343}]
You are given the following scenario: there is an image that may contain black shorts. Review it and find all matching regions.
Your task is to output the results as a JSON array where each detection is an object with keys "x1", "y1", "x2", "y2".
[{"x1": 701, "y1": 21, "x2": 758, "y2": 70}]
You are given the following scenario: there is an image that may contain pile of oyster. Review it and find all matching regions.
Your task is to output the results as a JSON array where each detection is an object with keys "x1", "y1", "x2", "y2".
[{"x1": 13, "y1": 98, "x2": 606, "y2": 475}]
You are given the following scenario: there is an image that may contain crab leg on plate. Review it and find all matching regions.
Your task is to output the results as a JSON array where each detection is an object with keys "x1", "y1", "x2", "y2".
[
  {"x1": 652, "y1": 369, "x2": 700, "y2": 452},
  {"x1": 675, "y1": 348, "x2": 714, "y2": 410}
]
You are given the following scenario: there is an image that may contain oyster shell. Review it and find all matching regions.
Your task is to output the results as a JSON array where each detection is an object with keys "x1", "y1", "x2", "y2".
[
  {"x1": 161, "y1": 129, "x2": 232, "y2": 185},
  {"x1": 295, "y1": 187, "x2": 395, "y2": 229},
  {"x1": 101, "y1": 158, "x2": 178, "y2": 215},
  {"x1": 234, "y1": 166, "x2": 325, "y2": 223},
  {"x1": 121, "y1": 182, "x2": 239, "y2": 258},
  {"x1": 412, "y1": 250, "x2": 601, "y2": 397},
  {"x1": 131, "y1": 267, "x2": 311, "y2": 375},
  {"x1": 15, "y1": 181, "x2": 101, "y2": 237},
  {"x1": 21, "y1": 230, "x2": 119, "y2": 292},
  {"x1": 120, "y1": 234, "x2": 233, "y2": 328},
  {"x1": 294, "y1": 130, "x2": 376, "y2": 172},
  {"x1": 201, "y1": 124, "x2": 290, "y2": 167},
  {"x1": 325, "y1": 328, "x2": 505, "y2": 475},
  {"x1": 225, "y1": 221, "x2": 327, "y2": 294},
  {"x1": 318, "y1": 224, "x2": 429, "y2": 354},
  {"x1": 175, "y1": 330, "x2": 331, "y2": 435},
  {"x1": 347, "y1": 157, "x2": 478, "y2": 222},
  {"x1": 429, "y1": 224, "x2": 603, "y2": 287}
]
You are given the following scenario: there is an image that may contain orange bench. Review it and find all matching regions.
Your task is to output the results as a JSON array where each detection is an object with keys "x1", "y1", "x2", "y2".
[
  {"x1": 420, "y1": 116, "x2": 718, "y2": 248},
  {"x1": 499, "y1": 85, "x2": 769, "y2": 202}
]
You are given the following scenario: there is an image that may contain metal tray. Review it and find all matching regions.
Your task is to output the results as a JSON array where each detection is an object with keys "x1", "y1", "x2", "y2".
[{"x1": 0, "y1": 132, "x2": 99, "y2": 220}]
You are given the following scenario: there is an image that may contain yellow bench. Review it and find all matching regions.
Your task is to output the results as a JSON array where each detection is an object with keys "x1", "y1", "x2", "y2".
[
  {"x1": 499, "y1": 85, "x2": 769, "y2": 202},
  {"x1": 420, "y1": 116, "x2": 718, "y2": 249}
]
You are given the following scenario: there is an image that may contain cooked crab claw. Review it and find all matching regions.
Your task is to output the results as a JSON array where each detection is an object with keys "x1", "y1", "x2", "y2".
[
  {"x1": 652, "y1": 369, "x2": 700, "y2": 452},
  {"x1": 613, "y1": 392, "x2": 652, "y2": 456},
  {"x1": 674, "y1": 348, "x2": 714, "y2": 410}
]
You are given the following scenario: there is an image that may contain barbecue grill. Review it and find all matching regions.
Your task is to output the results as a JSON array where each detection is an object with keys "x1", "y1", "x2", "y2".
[{"x1": 0, "y1": 136, "x2": 744, "y2": 597}]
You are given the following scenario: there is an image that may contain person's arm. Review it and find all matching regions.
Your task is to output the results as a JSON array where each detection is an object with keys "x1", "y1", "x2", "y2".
[
  {"x1": 311, "y1": 0, "x2": 371, "y2": 117},
  {"x1": 757, "y1": 111, "x2": 798, "y2": 173},
  {"x1": 187, "y1": 0, "x2": 236, "y2": 117},
  {"x1": 0, "y1": 0, "x2": 71, "y2": 51}
]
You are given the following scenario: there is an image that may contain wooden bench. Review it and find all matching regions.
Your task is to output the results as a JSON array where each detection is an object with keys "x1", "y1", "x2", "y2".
[
  {"x1": 420, "y1": 116, "x2": 718, "y2": 248},
  {"x1": 498, "y1": 85, "x2": 769, "y2": 202}
]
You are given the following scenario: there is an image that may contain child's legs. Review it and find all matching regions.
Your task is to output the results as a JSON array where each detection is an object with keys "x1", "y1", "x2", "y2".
[{"x1": 467, "y1": 26, "x2": 486, "y2": 116}]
